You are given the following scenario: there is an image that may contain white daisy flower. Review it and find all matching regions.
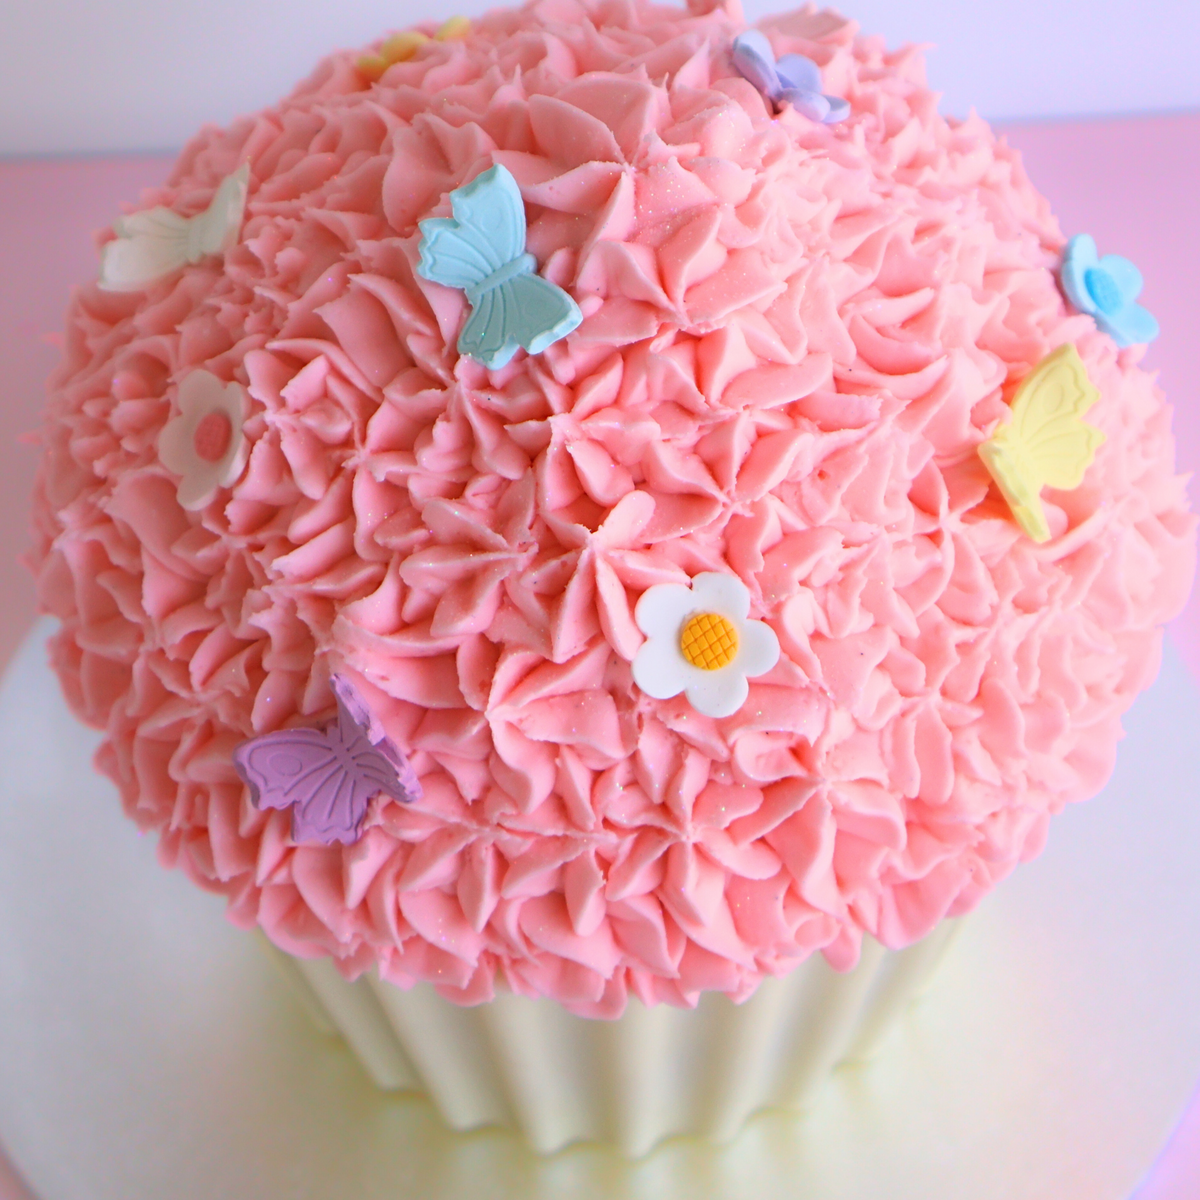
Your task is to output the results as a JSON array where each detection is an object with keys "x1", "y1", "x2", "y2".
[
  {"x1": 158, "y1": 370, "x2": 249, "y2": 510},
  {"x1": 631, "y1": 572, "x2": 780, "y2": 719}
]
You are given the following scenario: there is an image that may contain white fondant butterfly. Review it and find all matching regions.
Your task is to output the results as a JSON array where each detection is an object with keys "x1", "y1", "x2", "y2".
[
  {"x1": 416, "y1": 163, "x2": 583, "y2": 370},
  {"x1": 98, "y1": 163, "x2": 250, "y2": 293}
]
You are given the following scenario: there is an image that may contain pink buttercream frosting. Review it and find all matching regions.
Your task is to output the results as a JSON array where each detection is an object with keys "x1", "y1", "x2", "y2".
[{"x1": 31, "y1": 0, "x2": 1195, "y2": 1017}]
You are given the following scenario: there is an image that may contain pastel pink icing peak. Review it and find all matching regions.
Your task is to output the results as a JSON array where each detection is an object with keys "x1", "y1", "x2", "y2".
[{"x1": 31, "y1": 0, "x2": 1195, "y2": 1017}]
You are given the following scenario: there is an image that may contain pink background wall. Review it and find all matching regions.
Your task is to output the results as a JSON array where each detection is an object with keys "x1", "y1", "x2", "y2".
[{"x1": 1, "y1": 110, "x2": 1198, "y2": 1198}]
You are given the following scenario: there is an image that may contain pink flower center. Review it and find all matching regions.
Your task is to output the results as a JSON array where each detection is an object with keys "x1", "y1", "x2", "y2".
[{"x1": 193, "y1": 410, "x2": 233, "y2": 463}]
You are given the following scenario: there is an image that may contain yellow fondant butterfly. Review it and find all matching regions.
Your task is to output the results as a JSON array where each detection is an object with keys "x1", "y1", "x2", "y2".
[
  {"x1": 978, "y1": 343, "x2": 1105, "y2": 543},
  {"x1": 357, "y1": 17, "x2": 471, "y2": 81}
]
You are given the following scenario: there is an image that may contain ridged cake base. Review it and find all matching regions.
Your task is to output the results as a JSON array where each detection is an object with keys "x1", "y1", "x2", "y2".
[{"x1": 266, "y1": 924, "x2": 957, "y2": 1158}]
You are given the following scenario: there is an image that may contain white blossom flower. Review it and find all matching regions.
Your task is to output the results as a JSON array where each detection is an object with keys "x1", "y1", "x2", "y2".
[
  {"x1": 632, "y1": 573, "x2": 780, "y2": 718},
  {"x1": 158, "y1": 370, "x2": 249, "y2": 510}
]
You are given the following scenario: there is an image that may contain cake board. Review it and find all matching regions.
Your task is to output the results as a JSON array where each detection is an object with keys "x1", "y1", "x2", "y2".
[{"x1": 2, "y1": 617, "x2": 1200, "y2": 1200}]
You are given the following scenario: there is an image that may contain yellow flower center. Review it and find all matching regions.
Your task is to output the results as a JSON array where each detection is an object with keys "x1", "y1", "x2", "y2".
[{"x1": 679, "y1": 611, "x2": 739, "y2": 671}]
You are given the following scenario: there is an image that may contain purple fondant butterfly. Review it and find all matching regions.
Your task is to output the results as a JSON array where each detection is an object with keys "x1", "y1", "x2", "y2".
[
  {"x1": 233, "y1": 674, "x2": 420, "y2": 846},
  {"x1": 731, "y1": 31, "x2": 850, "y2": 124}
]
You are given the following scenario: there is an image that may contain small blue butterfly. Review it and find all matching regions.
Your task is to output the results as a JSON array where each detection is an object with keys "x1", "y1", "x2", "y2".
[
  {"x1": 731, "y1": 31, "x2": 849, "y2": 124},
  {"x1": 417, "y1": 163, "x2": 583, "y2": 370}
]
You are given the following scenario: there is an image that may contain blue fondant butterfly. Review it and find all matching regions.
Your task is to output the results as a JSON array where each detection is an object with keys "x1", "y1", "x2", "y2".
[{"x1": 417, "y1": 163, "x2": 583, "y2": 370}]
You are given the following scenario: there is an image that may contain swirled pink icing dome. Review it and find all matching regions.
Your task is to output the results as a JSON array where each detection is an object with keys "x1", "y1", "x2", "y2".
[{"x1": 32, "y1": 0, "x2": 1195, "y2": 1018}]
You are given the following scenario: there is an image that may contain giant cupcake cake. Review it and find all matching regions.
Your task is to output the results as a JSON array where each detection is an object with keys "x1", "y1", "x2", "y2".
[{"x1": 30, "y1": 0, "x2": 1195, "y2": 1156}]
